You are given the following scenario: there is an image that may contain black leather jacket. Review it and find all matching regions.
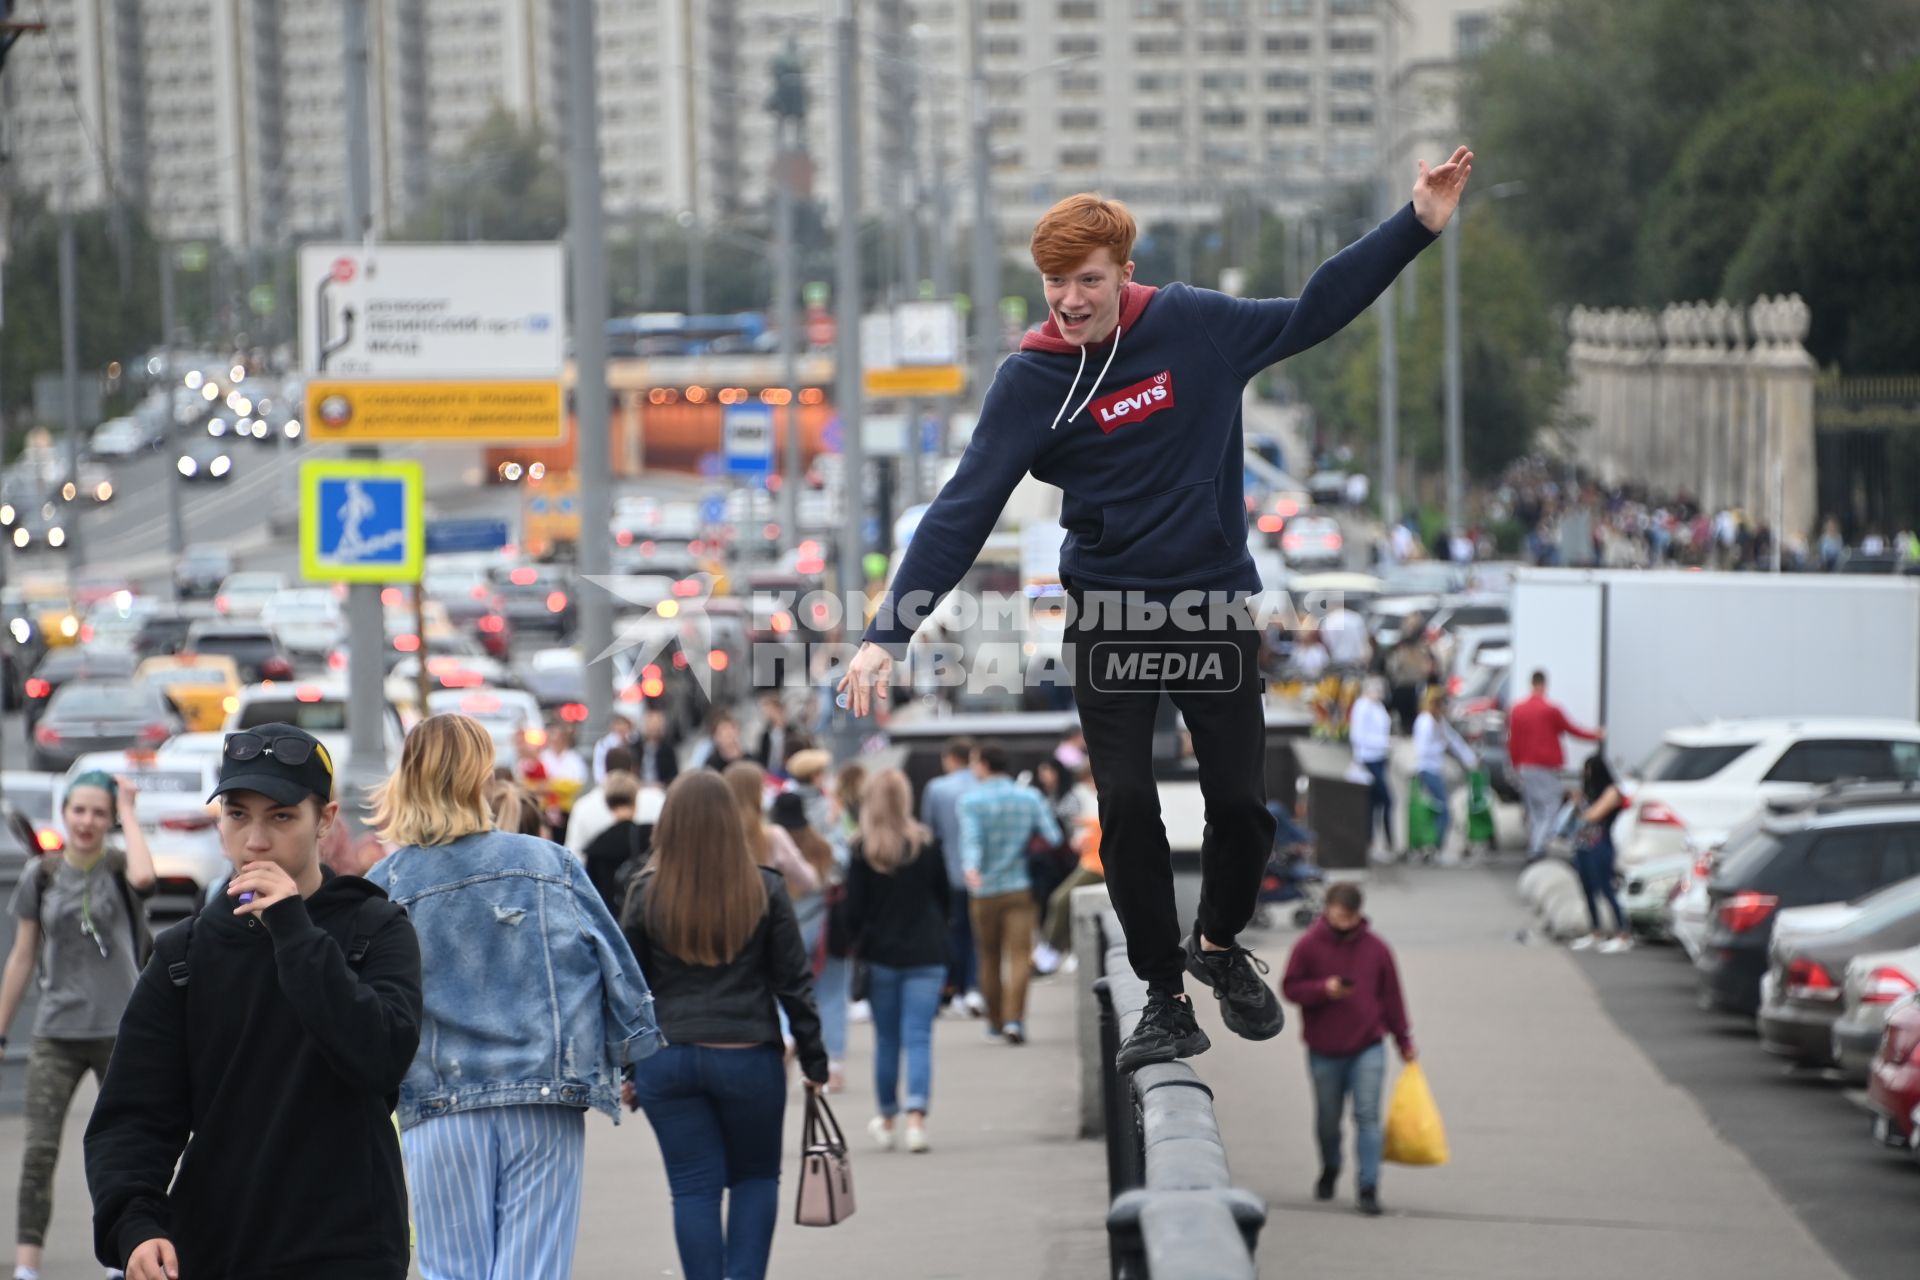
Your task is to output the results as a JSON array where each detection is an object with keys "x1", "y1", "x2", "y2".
[{"x1": 622, "y1": 867, "x2": 828, "y2": 1082}]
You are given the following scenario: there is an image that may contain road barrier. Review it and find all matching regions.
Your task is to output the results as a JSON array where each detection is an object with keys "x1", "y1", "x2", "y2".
[{"x1": 1073, "y1": 888, "x2": 1267, "y2": 1279}]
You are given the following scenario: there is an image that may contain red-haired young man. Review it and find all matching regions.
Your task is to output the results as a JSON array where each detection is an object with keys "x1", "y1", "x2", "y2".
[{"x1": 841, "y1": 148, "x2": 1472, "y2": 1073}]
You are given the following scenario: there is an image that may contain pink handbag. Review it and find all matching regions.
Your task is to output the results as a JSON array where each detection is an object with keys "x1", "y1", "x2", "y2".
[{"x1": 794, "y1": 1090, "x2": 856, "y2": 1227}]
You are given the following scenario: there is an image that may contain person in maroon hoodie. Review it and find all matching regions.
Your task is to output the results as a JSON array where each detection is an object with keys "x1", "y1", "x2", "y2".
[{"x1": 1279, "y1": 882, "x2": 1414, "y2": 1217}]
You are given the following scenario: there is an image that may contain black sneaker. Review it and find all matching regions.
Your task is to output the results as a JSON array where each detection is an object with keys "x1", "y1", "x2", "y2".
[
  {"x1": 1314, "y1": 1169, "x2": 1338, "y2": 1202},
  {"x1": 1357, "y1": 1187, "x2": 1382, "y2": 1217},
  {"x1": 1184, "y1": 932, "x2": 1286, "y2": 1041},
  {"x1": 1114, "y1": 991, "x2": 1211, "y2": 1073}
]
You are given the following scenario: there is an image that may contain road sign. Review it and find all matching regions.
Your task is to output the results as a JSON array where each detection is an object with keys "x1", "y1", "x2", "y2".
[
  {"x1": 701, "y1": 494, "x2": 728, "y2": 526},
  {"x1": 864, "y1": 364, "x2": 966, "y2": 398},
  {"x1": 424, "y1": 518, "x2": 510, "y2": 555},
  {"x1": 297, "y1": 244, "x2": 564, "y2": 379},
  {"x1": 893, "y1": 301, "x2": 961, "y2": 365},
  {"x1": 305, "y1": 380, "x2": 564, "y2": 442},
  {"x1": 724, "y1": 404, "x2": 775, "y2": 475},
  {"x1": 821, "y1": 416, "x2": 842, "y2": 454},
  {"x1": 299, "y1": 459, "x2": 425, "y2": 584}
]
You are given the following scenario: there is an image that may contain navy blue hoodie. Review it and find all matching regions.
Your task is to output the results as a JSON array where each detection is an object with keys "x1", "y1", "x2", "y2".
[{"x1": 863, "y1": 202, "x2": 1437, "y2": 649}]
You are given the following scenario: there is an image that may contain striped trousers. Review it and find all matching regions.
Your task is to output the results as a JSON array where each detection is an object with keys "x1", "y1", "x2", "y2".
[{"x1": 403, "y1": 1103, "x2": 588, "y2": 1280}]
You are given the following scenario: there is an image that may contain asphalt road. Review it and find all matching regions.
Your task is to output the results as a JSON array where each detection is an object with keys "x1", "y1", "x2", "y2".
[{"x1": 1577, "y1": 941, "x2": 1920, "y2": 1280}]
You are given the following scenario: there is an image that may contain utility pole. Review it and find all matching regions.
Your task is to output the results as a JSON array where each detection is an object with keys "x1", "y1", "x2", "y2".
[
  {"x1": 967, "y1": 0, "x2": 997, "y2": 412},
  {"x1": 769, "y1": 38, "x2": 808, "y2": 556},
  {"x1": 1442, "y1": 203, "x2": 1462, "y2": 540},
  {"x1": 58, "y1": 203, "x2": 86, "y2": 567},
  {"x1": 684, "y1": 211, "x2": 705, "y2": 316},
  {"x1": 159, "y1": 243, "x2": 188, "y2": 554},
  {"x1": 342, "y1": 0, "x2": 385, "y2": 792},
  {"x1": 834, "y1": 0, "x2": 866, "y2": 601},
  {"x1": 1375, "y1": 13, "x2": 1401, "y2": 532},
  {"x1": 566, "y1": 0, "x2": 614, "y2": 744}
]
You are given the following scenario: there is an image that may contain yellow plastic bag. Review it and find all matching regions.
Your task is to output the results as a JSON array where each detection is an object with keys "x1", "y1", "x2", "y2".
[{"x1": 1382, "y1": 1062, "x2": 1449, "y2": 1166}]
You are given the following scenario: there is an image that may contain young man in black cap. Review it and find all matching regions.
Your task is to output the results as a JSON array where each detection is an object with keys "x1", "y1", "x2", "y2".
[{"x1": 85, "y1": 724, "x2": 423, "y2": 1280}]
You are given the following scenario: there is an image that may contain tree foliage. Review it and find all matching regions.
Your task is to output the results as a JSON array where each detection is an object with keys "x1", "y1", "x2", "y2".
[{"x1": 400, "y1": 107, "x2": 567, "y2": 243}]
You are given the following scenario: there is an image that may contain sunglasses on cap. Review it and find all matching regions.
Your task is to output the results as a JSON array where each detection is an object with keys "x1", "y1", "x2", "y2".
[{"x1": 225, "y1": 732, "x2": 335, "y2": 777}]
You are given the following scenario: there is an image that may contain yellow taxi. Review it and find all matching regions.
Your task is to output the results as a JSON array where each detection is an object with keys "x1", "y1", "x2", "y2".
[
  {"x1": 136, "y1": 653, "x2": 243, "y2": 732},
  {"x1": 17, "y1": 575, "x2": 80, "y2": 648}
]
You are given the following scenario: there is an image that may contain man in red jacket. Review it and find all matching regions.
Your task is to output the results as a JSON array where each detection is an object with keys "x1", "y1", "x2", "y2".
[
  {"x1": 1280, "y1": 882, "x2": 1413, "y2": 1217},
  {"x1": 1507, "y1": 669, "x2": 1603, "y2": 859}
]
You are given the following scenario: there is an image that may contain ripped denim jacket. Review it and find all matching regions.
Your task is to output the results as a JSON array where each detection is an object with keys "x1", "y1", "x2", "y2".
[{"x1": 365, "y1": 830, "x2": 663, "y2": 1128}]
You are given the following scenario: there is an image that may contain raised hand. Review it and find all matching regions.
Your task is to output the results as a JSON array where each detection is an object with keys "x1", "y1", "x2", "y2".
[{"x1": 1412, "y1": 146, "x2": 1474, "y2": 233}]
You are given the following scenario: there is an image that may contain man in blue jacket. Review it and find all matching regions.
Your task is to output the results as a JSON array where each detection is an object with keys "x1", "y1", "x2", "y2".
[{"x1": 840, "y1": 147, "x2": 1473, "y2": 1073}]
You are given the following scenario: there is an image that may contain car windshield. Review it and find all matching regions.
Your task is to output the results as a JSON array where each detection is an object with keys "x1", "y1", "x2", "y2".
[
  {"x1": 235, "y1": 700, "x2": 349, "y2": 732},
  {"x1": 1380, "y1": 564, "x2": 1463, "y2": 595},
  {"x1": 1714, "y1": 826, "x2": 1787, "y2": 884},
  {"x1": 268, "y1": 603, "x2": 336, "y2": 621},
  {"x1": 191, "y1": 633, "x2": 273, "y2": 655},
  {"x1": 40, "y1": 651, "x2": 134, "y2": 679},
  {"x1": 49, "y1": 683, "x2": 155, "y2": 716},
  {"x1": 1849, "y1": 868, "x2": 1920, "y2": 921},
  {"x1": 146, "y1": 667, "x2": 229, "y2": 687},
  {"x1": 1638, "y1": 742, "x2": 1756, "y2": 782}
]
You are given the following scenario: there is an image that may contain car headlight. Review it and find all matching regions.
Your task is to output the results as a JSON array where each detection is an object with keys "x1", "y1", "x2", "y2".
[
  {"x1": 178, "y1": 456, "x2": 197, "y2": 476},
  {"x1": 48, "y1": 528, "x2": 65, "y2": 548},
  {"x1": 208, "y1": 420, "x2": 227, "y2": 436},
  {"x1": 59, "y1": 614, "x2": 77, "y2": 636},
  {"x1": 0, "y1": 504, "x2": 13, "y2": 526},
  {"x1": 285, "y1": 419, "x2": 302, "y2": 438},
  {"x1": 95, "y1": 482, "x2": 112, "y2": 501},
  {"x1": 8, "y1": 619, "x2": 27, "y2": 644},
  {"x1": 11, "y1": 528, "x2": 25, "y2": 548},
  {"x1": 210, "y1": 456, "x2": 231, "y2": 477}
]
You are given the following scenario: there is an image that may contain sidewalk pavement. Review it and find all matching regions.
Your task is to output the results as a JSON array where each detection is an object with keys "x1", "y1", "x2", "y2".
[{"x1": 1199, "y1": 863, "x2": 1852, "y2": 1280}]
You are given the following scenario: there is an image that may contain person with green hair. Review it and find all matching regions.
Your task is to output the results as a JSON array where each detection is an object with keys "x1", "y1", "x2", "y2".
[{"x1": 0, "y1": 771, "x2": 155, "y2": 1280}]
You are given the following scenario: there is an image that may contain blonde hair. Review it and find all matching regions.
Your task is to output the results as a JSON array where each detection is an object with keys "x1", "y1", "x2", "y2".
[
  {"x1": 858, "y1": 767, "x2": 928, "y2": 874},
  {"x1": 722, "y1": 760, "x2": 771, "y2": 864},
  {"x1": 370, "y1": 714, "x2": 496, "y2": 847},
  {"x1": 602, "y1": 769, "x2": 640, "y2": 810},
  {"x1": 486, "y1": 779, "x2": 544, "y2": 837},
  {"x1": 636, "y1": 770, "x2": 768, "y2": 966}
]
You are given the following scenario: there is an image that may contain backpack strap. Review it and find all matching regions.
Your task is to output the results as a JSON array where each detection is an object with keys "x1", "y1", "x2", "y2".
[
  {"x1": 164, "y1": 913, "x2": 198, "y2": 988},
  {"x1": 164, "y1": 897, "x2": 398, "y2": 988}
]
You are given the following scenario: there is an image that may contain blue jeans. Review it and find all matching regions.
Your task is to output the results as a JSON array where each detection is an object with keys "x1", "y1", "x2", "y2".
[
  {"x1": 946, "y1": 885, "x2": 977, "y2": 994},
  {"x1": 1309, "y1": 1041, "x2": 1386, "y2": 1191},
  {"x1": 1575, "y1": 830, "x2": 1626, "y2": 933},
  {"x1": 631, "y1": 1044, "x2": 788, "y2": 1280},
  {"x1": 818, "y1": 953, "x2": 852, "y2": 1060},
  {"x1": 1363, "y1": 759, "x2": 1393, "y2": 848},
  {"x1": 1418, "y1": 769, "x2": 1449, "y2": 848},
  {"x1": 867, "y1": 962, "x2": 946, "y2": 1116}
]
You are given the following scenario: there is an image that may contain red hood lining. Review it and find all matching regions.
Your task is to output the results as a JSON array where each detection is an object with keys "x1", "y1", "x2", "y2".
[{"x1": 1020, "y1": 282, "x2": 1159, "y2": 354}]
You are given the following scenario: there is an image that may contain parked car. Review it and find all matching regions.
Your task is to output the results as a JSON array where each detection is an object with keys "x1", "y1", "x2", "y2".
[
  {"x1": 1454, "y1": 651, "x2": 1516, "y2": 801},
  {"x1": 1279, "y1": 516, "x2": 1344, "y2": 570},
  {"x1": 181, "y1": 621, "x2": 294, "y2": 684},
  {"x1": 136, "y1": 653, "x2": 243, "y2": 733},
  {"x1": 1618, "y1": 719, "x2": 1920, "y2": 869},
  {"x1": 1833, "y1": 945, "x2": 1920, "y2": 1081},
  {"x1": 174, "y1": 545, "x2": 236, "y2": 600},
  {"x1": 30, "y1": 679, "x2": 182, "y2": 772},
  {"x1": 23, "y1": 646, "x2": 137, "y2": 730},
  {"x1": 1697, "y1": 788, "x2": 1920, "y2": 1015},
  {"x1": 1375, "y1": 561, "x2": 1469, "y2": 599},
  {"x1": 1758, "y1": 876, "x2": 1920, "y2": 1067},
  {"x1": 214, "y1": 571, "x2": 287, "y2": 621},
  {"x1": 53, "y1": 750, "x2": 220, "y2": 919},
  {"x1": 1866, "y1": 992, "x2": 1920, "y2": 1157}
]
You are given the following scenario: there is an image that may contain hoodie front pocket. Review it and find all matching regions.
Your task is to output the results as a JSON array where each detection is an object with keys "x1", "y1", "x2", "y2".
[{"x1": 1080, "y1": 481, "x2": 1233, "y2": 583}]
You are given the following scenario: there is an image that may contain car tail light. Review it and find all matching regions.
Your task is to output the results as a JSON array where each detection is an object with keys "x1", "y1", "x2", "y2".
[
  {"x1": 771, "y1": 611, "x2": 794, "y2": 634},
  {"x1": 1327, "y1": 532, "x2": 1344, "y2": 550},
  {"x1": 262, "y1": 657, "x2": 293, "y2": 680},
  {"x1": 381, "y1": 587, "x2": 403, "y2": 607},
  {"x1": 547, "y1": 591, "x2": 568, "y2": 613},
  {"x1": 295, "y1": 685, "x2": 324, "y2": 703},
  {"x1": 1256, "y1": 515, "x2": 1284, "y2": 534},
  {"x1": 1863, "y1": 967, "x2": 1918, "y2": 1004},
  {"x1": 394, "y1": 634, "x2": 421, "y2": 653},
  {"x1": 641, "y1": 676, "x2": 665, "y2": 698},
  {"x1": 1447, "y1": 674, "x2": 1464, "y2": 697},
  {"x1": 672, "y1": 579, "x2": 701, "y2": 598},
  {"x1": 214, "y1": 594, "x2": 230, "y2": 613},
  {"x1": 1282, "y1": 533, "x2": 1303, "y2": 551},
  {"x1": 160, "y1": 814, "x2": 216, "y2": 832},
  {"x1": 1691, "y1": 850, "x2": 1715, "y2": 881},
  {"x1": 24, "y1": 678, "x2": 49, "y2": 699},
  {"x1": 511, "y1": 567, "x2": 537, "y2": 586},
  {"x1": 1718, "y1": 891, "x2": 1778, "y2": 934},
  {"x1": 33, "y1": 724, "x2": 59, "y2": 745},
  {"x1": 1638, "y1": 800, "x2": 1685, "y2": 828},
  {"x1": 795, "y1": 556, "x2": 825, "y2": 575},
  {"x1": 1785, "y1": 957, "x2": 1840, "y2": 1001},
  {"x1": 618, "y1": 683, "x2": 645, "y2": 702},
  {"x1": 139, "y1": 723, "x2": 169, "y2": 745},
  {"x1": 478, "y1": 614, "x2": 505, "y2": 633},
  {"x1": 671, "y1": 651, "x2": 689, "y2": 670},
  {"x1": 708, "y1": 650, "x2": 730, "y2": 672},
  {"x1": 763, "y1": 522, "x2": 781, "y2": 542},
  {"x1": 640, "y1": 540, "x2": 656, "y2": 555},
  {"x1": 79, "y1": 624, "x2": 94, "y2": 642},
  {"x1": 462, "y1": 694, "x2": 502, "y2": 714},
  {"x1": 328, "y1": 651, "x2": 347, "y2": 671},
  {"x1": 616, "y1": 529, "x2": 633, "y2": 546},
  {"x1": 560, "y1": 702, "x2": 588, "y2": 723},
  {"x1": 36, "y1": 828, "x2": 63, "y2": 852},
  {"x1": 1275, "y1": 497, "x2": 1300, "y2": 518},
  {"x1": 643, "y1": 664, "x2": 662, "y2": 682},
  {"x1": 1459, "y1": 696, "x2": 1493, "y2": 717}
]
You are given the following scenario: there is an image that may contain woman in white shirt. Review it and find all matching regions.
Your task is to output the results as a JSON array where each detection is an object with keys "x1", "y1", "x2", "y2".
[
  {"x1": 1411, "y1": 689, "x2": 1477, "y2": 858},
  {"x1": 1348, "y1": 680, "x2": 1396, "y2": 855}
]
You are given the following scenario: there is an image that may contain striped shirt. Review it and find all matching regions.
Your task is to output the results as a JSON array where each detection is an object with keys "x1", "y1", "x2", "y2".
[{"x1": 957, "y1": 776, "x2": 1063, "y2": 898}]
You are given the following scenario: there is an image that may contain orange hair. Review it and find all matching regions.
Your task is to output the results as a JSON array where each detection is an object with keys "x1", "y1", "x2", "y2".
[{"x1": 1030, "y1": 193, "x2": 1137, "y2": 276}]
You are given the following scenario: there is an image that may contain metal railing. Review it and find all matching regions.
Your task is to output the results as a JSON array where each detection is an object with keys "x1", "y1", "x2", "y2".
[{"x1": 1073, "y1": 889, "x2": 1267, "y2": 1280}]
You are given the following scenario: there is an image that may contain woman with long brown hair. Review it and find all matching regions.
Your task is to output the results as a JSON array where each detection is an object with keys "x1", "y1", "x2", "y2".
[
  {"x1": 845, "y1": 767, "x2": 949, "y2": 1154},
  {"x1": 621, "y1": 769, "x2": 827, "y2": 1280},
  {"x1": 721, "y1": 761, "x2": 819, "y2": 902}
]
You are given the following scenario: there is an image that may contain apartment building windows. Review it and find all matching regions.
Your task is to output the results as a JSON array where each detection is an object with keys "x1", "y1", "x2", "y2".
[
  {"x1": 985, "y1": 1, "x2": 1021, "y2": 16},
  {"x1": 1058, "y1": 36, "x2": 1099, "y2": 55},
  {"x1": 1136, "y1": 34, "x2": 1181, "y2": 55},
  {"x1": 1329, "y1": 0, "x2": 1375, "y2": 13},
  {"x1": 991, "y1": 109, "x2": 1023, "y2": 131},
  {"x1": 1328, "y1": 31, "x2": 1375, "y2": 53},
  {"x1": 1135, "y1": 0, "x2": 1181, "y2": 15},
  {"x1": 1199, "y1": 33, "x2": 1247, "y2": 54},
  {"x1": 986, "y1": 36, "x2": 1021, "y2": 56},
  {"x1": 1199, "y1": 0, "x2": 1247, "y2": 15},
  {"x1": 1329, "y1": 70, "x2": 1374, "y2": 91},
  {"x1": 1266, "y1": 107, "x2": 1311, "y2": 126},
  {"x1": 1059, "y1": 110, "x2": 1100, "y2": 131},
  {"x1": 1058, "y1": 0, "x2": 1101, "y2": 16},
  {"x1": 1263, "y1": 0, "x2": 1312, "y2": 13},
  {"x1": 1136, "y1": 72, "x2": 1185, "y2": 92},
  {"x1": 1059, "y1": 147, "x2": 1101, "y2": 168},
  {"x1": 1266, "y1": 70, "x2": 1310, "y2": 91},
  {"x1": 1456, "y1": 11, "x2": 1493, "y2": 57},
  {"x1": 1200, "y1": 71, "x2": 1248, "y2": 92},
  {"x1": 1331, "y1": 105, "x2": 1374, "y2": 126},
  {"x1": 1058, "y1": 71, "x2": 1102, "y2": 93},
  {"x1": 1137, "y1": 109, "x2": 1182, "y2": 129},
  {"x1": 1266, "y1": 33, "x2": 1311, "y2": 53},
  {"x1": 1202, "y1": 107, "x2": 1247, "y2": 128}
]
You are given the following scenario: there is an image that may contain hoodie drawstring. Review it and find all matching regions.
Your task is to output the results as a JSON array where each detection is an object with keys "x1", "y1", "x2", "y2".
[{"x1": 1048, "y1": 323, "x2": 1124, "y2": 430}]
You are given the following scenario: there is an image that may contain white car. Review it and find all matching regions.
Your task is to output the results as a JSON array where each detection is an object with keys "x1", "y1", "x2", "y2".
[
  {"x1": 261, "y1": 589, "x2": 346, "y2": 659},
  {"x1": 55, "y1": 750, "x2": 221, "y2": 918},
  {"x1": 224, "y1": 681, "x2": 406, "y2": 780},
  {"x1": 88, "y1": 417, "x2": 147, "y2": 459},
  {"x1": 1616, "y1": 719, "x2": 1920, "y2": 869},
  {"x1": 215, "y1": 572, "x2": 288, "y2": 621},
  {"x1": 427, "y1": 688, "x2": 541, "y2": 769}
]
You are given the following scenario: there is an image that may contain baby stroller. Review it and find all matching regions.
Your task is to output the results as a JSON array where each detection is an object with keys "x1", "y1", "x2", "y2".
[{"x1": 1254, "y1": 802, "x2": 1326, "y2": 930}]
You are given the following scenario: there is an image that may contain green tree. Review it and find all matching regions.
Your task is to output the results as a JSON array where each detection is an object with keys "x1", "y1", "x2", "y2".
[{"x1": 401, "y1": 107, "x2": 567, "y2": 242}]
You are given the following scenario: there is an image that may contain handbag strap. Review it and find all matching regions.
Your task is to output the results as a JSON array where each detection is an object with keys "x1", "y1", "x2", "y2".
[{"x1": 805, "y1": 1089, "x2": 849, "y2": 1154}]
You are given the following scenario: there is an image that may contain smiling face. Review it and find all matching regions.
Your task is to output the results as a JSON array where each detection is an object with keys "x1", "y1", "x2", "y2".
[
  {"x1": 1042, "y1": 247, "x2": 1134, "y2": 347},
  {"x1": 218, "y1": 791, "x2": 336, "y2": 881},
  {"x1": 62, "y1": 784, "x2": 114, "y2": 855}
]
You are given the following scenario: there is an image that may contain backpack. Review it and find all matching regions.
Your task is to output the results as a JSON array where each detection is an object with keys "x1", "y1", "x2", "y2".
[
  {"x1": 162, "y1": 896, "x2": 396, "y2": 988},
  {"x1": 37, "y1": 854, "x2": 154, "y2": 969}
]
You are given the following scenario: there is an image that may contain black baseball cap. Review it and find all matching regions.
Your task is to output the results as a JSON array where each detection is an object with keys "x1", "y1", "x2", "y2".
[{"x1": 208, "y1": 723, "x2": 336, "y2": 807}]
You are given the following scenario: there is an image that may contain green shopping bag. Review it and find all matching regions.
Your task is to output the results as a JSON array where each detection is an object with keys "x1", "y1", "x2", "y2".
[
  {"x1": 1466, "y1": 767, "x2": 1496, "y2": 844},
  {"x1": 1407, "y1": 780, "x2": 1439, "y2": 851}
]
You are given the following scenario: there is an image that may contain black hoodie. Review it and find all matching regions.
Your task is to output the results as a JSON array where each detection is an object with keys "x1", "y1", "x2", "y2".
[{"x1": 84, "y1": 870, "x2": 422, "y2": 1279}]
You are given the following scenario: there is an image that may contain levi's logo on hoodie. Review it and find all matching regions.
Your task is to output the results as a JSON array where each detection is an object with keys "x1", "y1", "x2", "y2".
[{"x1": 1090, "y1": 370, "x2": 1175, "y2": 433}]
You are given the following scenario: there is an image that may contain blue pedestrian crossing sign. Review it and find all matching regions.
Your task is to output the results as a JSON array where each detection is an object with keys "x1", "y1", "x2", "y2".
[
  {"x1": 724, "y1": 404, "x2": 774, "y2": 475},
  {"x1": 299, "y1": 459, "x2": 425, "y2": 584}
]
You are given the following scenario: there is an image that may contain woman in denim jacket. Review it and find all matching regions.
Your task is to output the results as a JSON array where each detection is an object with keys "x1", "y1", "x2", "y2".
[{"x1": 365, "y1": 714, "x2": 662, "y2": 1280}]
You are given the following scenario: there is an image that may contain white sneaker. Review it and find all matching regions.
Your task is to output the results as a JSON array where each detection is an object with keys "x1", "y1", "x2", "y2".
[
  {"x1": 867, "y1": 1116, "x2": 895, "y2": 1151},
  {"x1": 963, "y1": 990, "x2": 988, "y2": 1017},
  {"x1": 1062, "y1": 953, "x2": 1080, "y2": 974},
  {"x1": 849, "y1": 1000, "x2": 872, "y2": 1024},
  {"x1": 1568, "y1": 935, "x2": 1598, "y2": 951},
  {"x1": 905, "y1": 1123, "x2": 930, "y2": 1153},
  {"x1": 1600, "y1": 936, "x2": 1635, "y2": 954},
  {"x1": 1032, "y1": 943, "x2": 1062, "y2": 975}
]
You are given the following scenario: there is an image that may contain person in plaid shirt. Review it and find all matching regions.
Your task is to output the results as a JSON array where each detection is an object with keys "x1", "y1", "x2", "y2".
[{"x1": 956, "y1": 745, "x2": 1062, "y2": 1044}]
